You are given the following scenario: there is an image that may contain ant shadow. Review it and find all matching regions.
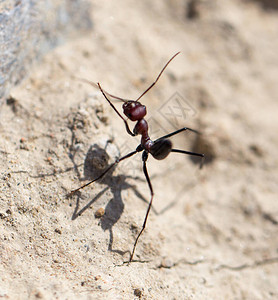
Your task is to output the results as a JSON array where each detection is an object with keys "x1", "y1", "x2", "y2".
[{"x1": 70, "y1": 143, "x2": 153, "y2": 256}]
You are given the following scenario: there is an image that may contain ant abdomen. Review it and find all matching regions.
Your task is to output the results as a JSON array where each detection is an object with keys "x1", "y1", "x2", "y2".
[
  {"x1": 150, "y1": 139, "x2": 172, "y2": 160},
  {"x1": 123, "y1": 101, "x2": 147, "y2": 121}
]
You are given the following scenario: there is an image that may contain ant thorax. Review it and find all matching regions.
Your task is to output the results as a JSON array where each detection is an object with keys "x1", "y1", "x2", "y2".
[
  {"x1": 134, "y1": 119, "x2": 153, "y2": 151},
  {"x1": 133, "y1": 119, "x2": 148, "y2": 135}
]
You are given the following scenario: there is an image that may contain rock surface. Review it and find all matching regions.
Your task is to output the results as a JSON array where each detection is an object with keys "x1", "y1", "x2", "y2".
[{"x1": 0, "y1": 0, "x2": 92, "y2": 101}]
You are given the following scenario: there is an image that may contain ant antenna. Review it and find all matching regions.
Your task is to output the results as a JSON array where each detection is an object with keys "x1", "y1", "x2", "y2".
[
  {"x1": 135, "y1": 52, "x2": 180, "y2": 102},
  {"x1": 77, "y1": 78, "x2": 130, "y2": 103}
]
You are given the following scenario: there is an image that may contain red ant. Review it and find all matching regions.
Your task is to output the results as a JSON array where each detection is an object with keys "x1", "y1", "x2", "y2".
[{"x1": 70, "y1": 52, "x2": 204, "y2": 263}]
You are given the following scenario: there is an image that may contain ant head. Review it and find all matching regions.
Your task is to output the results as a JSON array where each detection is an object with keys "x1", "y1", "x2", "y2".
[
  {"x1": 123, "y1": 101, "x2": 147, "y2": 121},
  {"x1": 150, "y1": 139, "x2": 172, "y2": 160}
]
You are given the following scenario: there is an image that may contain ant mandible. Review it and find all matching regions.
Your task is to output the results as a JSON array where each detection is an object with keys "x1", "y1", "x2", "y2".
[{"x1": 70, "y1": 52, "x2": 205, "y2": 263}]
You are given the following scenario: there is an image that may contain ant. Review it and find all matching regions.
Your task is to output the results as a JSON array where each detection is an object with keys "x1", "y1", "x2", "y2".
[{"x1": 70, "y1": 52, "x2": 205, "y2": 263}]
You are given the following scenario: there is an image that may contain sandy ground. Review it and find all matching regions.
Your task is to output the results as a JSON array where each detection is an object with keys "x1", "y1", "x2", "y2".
[{"x1": 1, "y1": 0, "x2": 278, "y2": 299}]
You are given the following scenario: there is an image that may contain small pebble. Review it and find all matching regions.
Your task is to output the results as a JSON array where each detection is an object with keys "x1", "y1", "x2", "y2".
[
  {"x1": 134, "y1": 288, "x2": 142, "y2": 298},
  {"x1": 95, "y1": 207, "x2": 105, "y2": 218},
  {"x1": 160, "y1": 258, "x2": 174, "y2": 268},
  {"x1": 54, "y1": 228, "x2": 62, "y2": 234}
]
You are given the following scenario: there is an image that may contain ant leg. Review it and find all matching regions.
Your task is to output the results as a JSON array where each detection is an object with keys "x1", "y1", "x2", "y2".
[
  {"x1": 130, "y1": 151, "x2": 154, "y2": 262},
  {"x1": 155, "y1": 126, "x2": 200, "y2": 142},
  {"x1": 136, "y1": 52, "x2": 180, "y2": 102},
  {"x1": 97, "y1": 83, "x2": 135, "y2": 136},
  {"x1": 69, "y1": 149, "x2": 139, "y2": 196},
  {"x1": 171, "y1": 149, "x2": 205, "y2": 169}
]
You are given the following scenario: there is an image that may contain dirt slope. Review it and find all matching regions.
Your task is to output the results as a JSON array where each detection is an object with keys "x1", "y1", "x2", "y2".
[{"x1": 1, "y1": 1, "x2": 278, "y2": 299}]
